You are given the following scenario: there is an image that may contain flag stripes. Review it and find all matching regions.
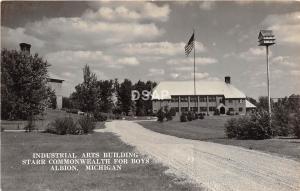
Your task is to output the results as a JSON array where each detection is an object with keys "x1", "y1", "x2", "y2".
[{"x1": 185, "y1": 33, "x2": 194, "y2": 56}]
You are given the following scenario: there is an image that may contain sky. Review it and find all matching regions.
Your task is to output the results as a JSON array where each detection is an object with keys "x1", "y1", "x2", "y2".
[{"x1": 1, "y1": 1, "x2": 300, "y2": 99}]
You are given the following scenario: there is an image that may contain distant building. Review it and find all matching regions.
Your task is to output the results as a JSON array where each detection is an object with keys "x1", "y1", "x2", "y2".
[
  {"x1": 152, "y1": 76, "x2": 255, "y2": 115},
  {"x1": 19, "y1": 43, "x2": 64, "y2": 109},
  {"x1": 46, "y1": 78, "x2": 64, "y2": 109}
]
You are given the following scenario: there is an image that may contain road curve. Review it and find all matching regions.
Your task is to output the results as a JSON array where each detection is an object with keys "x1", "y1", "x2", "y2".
[{"x1": 97, "y1": 120, "x2": 300, "y2": 191}]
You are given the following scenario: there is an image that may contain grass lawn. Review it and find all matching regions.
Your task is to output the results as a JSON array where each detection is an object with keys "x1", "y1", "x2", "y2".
[
  {"x1": 138, "y1": 116, "x2": 300, "y2": 161},
  {"x1": 1, "y1": 132, "x2": 200, "y2": 191}
]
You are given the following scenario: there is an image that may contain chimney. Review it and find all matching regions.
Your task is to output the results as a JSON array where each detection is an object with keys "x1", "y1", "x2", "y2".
[
  {"x1": 225, "y1": 76, "x2": 231, "y2": 84},
  {"x1": 19, "y1": 43, "x2": 31, "y2": 55}
]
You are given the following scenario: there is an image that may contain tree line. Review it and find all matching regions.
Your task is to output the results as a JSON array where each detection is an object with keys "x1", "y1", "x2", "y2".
[{"x1": 63, "y1": 65, "x2": 156, "y2": 118}]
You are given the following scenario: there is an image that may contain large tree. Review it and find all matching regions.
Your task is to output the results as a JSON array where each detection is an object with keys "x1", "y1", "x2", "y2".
[
  {"x1": 96, "y1": 80, "x2": 114, "y2": 113},
  {"x1": 117, "y1": 79, "x2": 133, "y2": 115},
  {"x1": 1, "y1": 49, "x2": 50, "y2": 120},
  {"x1": 71, "y1": 65, "x2": 98, "y2": 113}
]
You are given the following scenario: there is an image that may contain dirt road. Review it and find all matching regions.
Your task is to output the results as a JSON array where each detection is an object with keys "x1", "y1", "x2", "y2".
[{"x1": 97, "y1": 120, "x2": 300, "y2": 191}]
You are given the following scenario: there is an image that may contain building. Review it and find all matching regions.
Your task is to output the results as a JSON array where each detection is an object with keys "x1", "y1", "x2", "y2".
[
  {"x1": 152, "y1": 76, "x2": 254, "y2": 115},
  {"x1": 19, "y1": 43, "x2": 64, "y2": 109},
  {"x1": 46, "y1": 78, "x2": 64, "y2": 109}
]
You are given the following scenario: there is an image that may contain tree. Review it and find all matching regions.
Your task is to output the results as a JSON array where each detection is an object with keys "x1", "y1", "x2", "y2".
[
  {"x1": 1, "y1": 49, "x2": 49, "y2": 120},
  {"x1": 47, "y1": 88, "x2": 57, "y2": 109},
  {"x1": 96, "y1": 80, "x2": 114, "y2": 113},
  {"x1": 71, "y1": 65, "x2": 98, "y2": 113},
  {"x1": 118, "y1": 79, "x2": 133, "y2": 115}
]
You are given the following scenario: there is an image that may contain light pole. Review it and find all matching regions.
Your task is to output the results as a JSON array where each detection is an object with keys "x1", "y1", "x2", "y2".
[{"x1": 258, "y1": 30, "x2": 275, "y2": 127}]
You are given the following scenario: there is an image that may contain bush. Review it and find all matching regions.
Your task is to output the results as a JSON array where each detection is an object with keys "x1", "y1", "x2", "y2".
[
  {"x1": 214, "y1": 109, "x2": 220, "y2": 116},
  {"x1": 165, "y1": 108, "x2": 175, "y2": 121},
  {"x1": 157, "y1": 108, "x2": 165, "y2": 122},
  {"x1": 225, "y1": 110, "x2": 272, "y2": 139},
  {"x1": 24, "y1": 116, "x2": 35, "y2": 132},
  {"x1": 180, "y1": 112, "x2": 188, "y2": 122},
  {"x1": 78, "y1": 116, "x2": 96, "y2": 134},
  {"x1": 187, "y1": 111, "x2": 196, "y2": 121},
  {"x1": 93, "y1": 112, "x2": 108, "y2": 122},
  {"x1": 291, "y1": 111, "x2": 300, "y2": 138},
  {"x1": 47, "y1": 117, "x2": 81, "y2": 135},
  {"x1": 199, "y1": 113, "x2": 204, "y2": 120}
]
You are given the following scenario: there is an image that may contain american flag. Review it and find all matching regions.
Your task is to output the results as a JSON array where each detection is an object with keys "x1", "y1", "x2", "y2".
[{"x1": 185, "y1": 33, "x2": 194, "y2": 56}]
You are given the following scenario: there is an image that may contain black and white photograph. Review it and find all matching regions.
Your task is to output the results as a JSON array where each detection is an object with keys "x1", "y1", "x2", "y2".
[{"x1": 1, "y1": 1, "x2": 300, "y2": 191}]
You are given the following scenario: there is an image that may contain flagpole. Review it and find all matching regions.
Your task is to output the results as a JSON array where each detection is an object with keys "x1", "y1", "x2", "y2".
[{"x1": 193, "y1": 29, "x2": 196, "y2": 97}]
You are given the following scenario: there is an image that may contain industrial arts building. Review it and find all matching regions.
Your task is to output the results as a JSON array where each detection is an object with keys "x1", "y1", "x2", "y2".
[{"x1": 151, "y1": 76, "x2": 256, "y2": 115}]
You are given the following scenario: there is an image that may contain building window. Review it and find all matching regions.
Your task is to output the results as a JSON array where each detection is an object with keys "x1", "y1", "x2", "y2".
[
  {"x1": 180, "y1": 96, "x2": 188, "y2": 102},
  {"x1": 171, "y1": 96, "x2": 179, "y2": 102},
  {"x1": 191, "y1": 107, "x2": 198, "y2": 112},
  {"x1": 172, "y1": 107, "x2": 179, "y2": 112},
  {"x1": 199, "y1": 96, "x2": 207, "y2": 102},
  {"x1": 239, "y1": 99, "x2": 244, "y2": 103},
  {"x1": 209, "y1": 107, "x2": 216, "y2": 111},
  {"x1": 208, "y1": 96, "x2": 216, "y2": 102},
  {"x1": 239, "y1": 107, "x2": 243, "y2": 112},
  {"x1": 181, "y1": 107, "x2": 188, "y2": 112},
  {"x1": 190, "y1": 96, "x2": 197, "y2": 102},
  {"x1": 229, "y1": 99, "x2": 233, "y2": 103},
  {"x1": 200, "y1": 107, "x2": 207, "y2": 112}
]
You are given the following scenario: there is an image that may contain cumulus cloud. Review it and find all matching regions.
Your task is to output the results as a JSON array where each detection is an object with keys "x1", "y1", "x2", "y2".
[
  {"x1": 148, "y1": 68, "x2": 165, "y2": 76},
  {"x1": 263, "y1": 11, "x2": 300, "y2": 45},
  {"x1": 83, "y1": 2, "x2": 170, "y2": 22},
  {"x1": 166, "y1": 57, "x2": 218, "y2": 65},
  {"x1": 119, "y1": 41, "x2": 205, "y2": 56},
  {"x1": 239, "y1": 47, "x2": 268, "y2": 61},
  {"x1": 271, "y1": 56, "x2": 297, "y2": 67},
  {"x1": 290, "y1": 70, "x2": 300, "y2": 76}
]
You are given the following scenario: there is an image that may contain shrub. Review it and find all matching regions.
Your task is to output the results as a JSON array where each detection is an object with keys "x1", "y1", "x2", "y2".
[
  {"x1": 180, "y1": 112, "x2": 187, "y2": 122},
  {"x1": 225, "y1": 110, "x2": 272, "y2": 139},
  {"x1": 199, "y1": 113, "x2": 204, "y2": 120},
  {"x1": 93, "y1": 112, "x2": 108, "y2": 122},
  {"x1": 24, "y1": 116, "x2": 35, "y2": 132},
  {"x1": 78, "y1": 116, "x2": 96, "y2": 134},
  {"x1": 165, "y1": 108, "x2": 175, "y2": 121},
  {"x1": 48, "y1": 117, "x2": 80, "y2": 135},
  {"x1": 291, "y1": 111, "x2": 300, "y2": 138},
  {"x1": 214, "y1": 109, "x2": 220, "y2": 116},
  {"x1": 157, "y1": 108, "x2": 165, "y2": 122},
  {"x1": 187, "y1": 111, "x2": 196, "y2": 121}
]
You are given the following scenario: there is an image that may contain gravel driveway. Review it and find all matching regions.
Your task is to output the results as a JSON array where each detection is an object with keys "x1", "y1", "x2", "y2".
[{"x1": 97, "y1": 120, "x2": 300, "y2": 191}]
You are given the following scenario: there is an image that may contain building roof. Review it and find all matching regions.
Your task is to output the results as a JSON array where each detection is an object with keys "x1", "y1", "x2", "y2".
[
  {"x1": 245, "y1": 100, "x2": 256, "y2": 108},
  {"x1": 152, "y1": 81, "x2": 246, "y2": 100},
  {"x1": 47, "y1": 78, "x2": 64, "y2": 83}
]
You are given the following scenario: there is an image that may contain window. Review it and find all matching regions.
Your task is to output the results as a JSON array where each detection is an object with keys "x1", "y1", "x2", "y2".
[
  {"x1": 239, "y1": 99, "x2": 244, "y2": 103},
  {"x1": 209, "y1": 107, "x2": 216, "y2": 111},
  {"x1": 191, "y1": 107, "x2": 198, "y2": 112},
  {"x1": 199, "y1": 96, "x2": 207, "y2": 102},
  {"x1": 200, "y1": 107, "x2": 207, "y2": 112},
  {"x1": 171, "y1": 96, "x2": 179, "y2": 102},
  {"x1": 172, "y1": 107, "x2": 179, "y2": 112},
  {"x1": 239, "y1": 107, "x2": 243, "y2": 112},
  {"x1": 208, "y1": 96, "x2": 216, "y2": 102},
  {"x1": 229, "y1": 99, "x2": 233, "y2": 103},
  {"x1": 181, "y1": 107, "x2": 188, "y2": 112},
  {"x1": 180, "y1": 96, "x2": 188, "y2": 102},
  {"x1": 190, "y1": 96, "x2": 197, "y2": 102}
]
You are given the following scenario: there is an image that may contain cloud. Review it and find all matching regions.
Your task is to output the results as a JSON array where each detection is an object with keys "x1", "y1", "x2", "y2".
[
  {"x1": 1, "y1": 27, "x2": 45, "y2": 51},
  {"x1": 239, "y1": 47, "x2": 268, "y2": 61},
  {"x1": 82, "y1": 2, "x2": 170, "y2": 22},
  {"x1": 119, "y1": 41, "x2": 205, "y2": 56},
  {"x1": 271, "y1": 56, "x2": 297, "y2": 67},
  {"x1": 45, "y1": 51, "x2": 139, "y2": 69},
  {"x1": 166, "y1": 57, "x2": 218, "y2": 65},
  {"x1": 263, "y1": 11, "x2": 300, "y2": 45},
  {"x1": 199, "y1": 2, "x2": 215, "y2": 10},
  {"x1": 290, "y1": 70, "x2": 300, "y2": 76},
  {"x1": 148, "y1": 68, "x2": 165, "y2": 76}
]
